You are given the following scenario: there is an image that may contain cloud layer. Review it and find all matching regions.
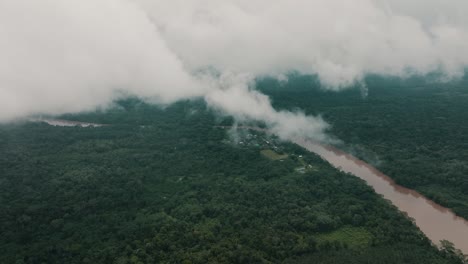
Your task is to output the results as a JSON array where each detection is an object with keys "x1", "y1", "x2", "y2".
[
  {"x1": 141, "y1": 0, "x2": 468, "y2": 86},
  {"x1": 1, "y1": 0, "x2": 468, "y2": 141}
]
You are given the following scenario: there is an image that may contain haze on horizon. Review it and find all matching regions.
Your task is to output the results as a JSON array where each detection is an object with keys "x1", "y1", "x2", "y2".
[{"x1": 1, "y1": 0, "x2": 468, "y2": 141}]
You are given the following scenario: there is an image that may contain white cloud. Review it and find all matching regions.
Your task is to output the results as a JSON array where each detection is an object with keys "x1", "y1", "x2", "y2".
[
  {"x1": 204, "y1": 73, "x2": 331, "y2": 142},
  {"x1": 0, "y1": 0, "x2": 206, "y2": 121},
  {"x1": 139, "y1": 0, "x2": 468, "y2": 86},
  {"x1": 1, "y1": 0, "x2": 468, "y2": 141}
]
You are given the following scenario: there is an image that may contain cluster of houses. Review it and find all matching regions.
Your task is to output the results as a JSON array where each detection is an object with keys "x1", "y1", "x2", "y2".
[{"x1": 235, "y1": 132, "x2": 285, "y2": 153}]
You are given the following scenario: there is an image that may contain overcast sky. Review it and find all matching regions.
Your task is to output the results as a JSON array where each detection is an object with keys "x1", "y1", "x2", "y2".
[{"x1": 1, "y1": 0, "x2": 467, "y2": 141}]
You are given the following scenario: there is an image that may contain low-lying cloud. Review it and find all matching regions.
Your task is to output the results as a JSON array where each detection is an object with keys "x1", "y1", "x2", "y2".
[{"x1": 1, "y1": 0, "x2": 468, "y2": 141}]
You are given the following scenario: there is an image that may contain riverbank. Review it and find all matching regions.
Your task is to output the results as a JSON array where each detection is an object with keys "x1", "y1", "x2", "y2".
[{"x1": 295, "y1": 139, "x2": 468, "y2": 255}]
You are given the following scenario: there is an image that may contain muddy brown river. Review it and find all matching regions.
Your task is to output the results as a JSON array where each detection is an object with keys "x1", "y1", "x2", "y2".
[{"x1": 295, "y1": 138, "x2": 468, "y2": 254}]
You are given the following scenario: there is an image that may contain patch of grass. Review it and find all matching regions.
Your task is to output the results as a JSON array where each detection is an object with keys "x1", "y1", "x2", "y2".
[
  {"x1": 316, "y1": 226, "x2": 372, "y2": 248},
  {"x1": 260, "y1": 149, "x2": 288, "y2": 160}
]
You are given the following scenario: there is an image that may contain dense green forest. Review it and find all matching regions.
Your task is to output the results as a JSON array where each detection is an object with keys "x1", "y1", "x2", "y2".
[
  {"x1": 0, "y1": 99, "x2": 464, "y2": 263},
  {"x1": 260, "y1": 73, "x2": 468, "y2": 219}
]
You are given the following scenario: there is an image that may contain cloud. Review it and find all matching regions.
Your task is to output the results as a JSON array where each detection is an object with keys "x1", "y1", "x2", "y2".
[
  {"x1": 0, "y1": 0, "x2": 206, "y2": 121},
  {"x1": 140, "y1": 0, "x2": 468, "y2": 86},
  {"x1": 204, "y1": 73, "x2": 331, "y2": 142},
  {"x1": 1, "y1": 0, "x2": 468, "y2": 141}
]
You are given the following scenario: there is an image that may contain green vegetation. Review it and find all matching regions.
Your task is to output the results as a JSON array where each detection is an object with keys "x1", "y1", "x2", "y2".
[
  {"x1": 0, "y1": 99, "x2": 464, "y2": 263},
  {"x1": 260, "y1": 73, "x2": 468, "y2": 219},
  {"x1": 316, "y1": 226, "x2": 372, "y2": 248},
  {"x1": 260, "y1": 149, "x2": 288, "y2": 160}
]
